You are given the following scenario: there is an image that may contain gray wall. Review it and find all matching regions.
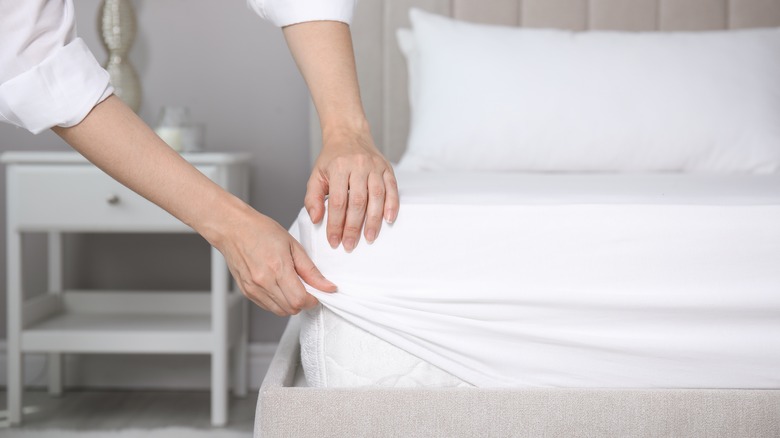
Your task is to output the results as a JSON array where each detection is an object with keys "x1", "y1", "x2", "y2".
[{"x1": 0, "y1": 0, "x2": 312, "y2": 342}]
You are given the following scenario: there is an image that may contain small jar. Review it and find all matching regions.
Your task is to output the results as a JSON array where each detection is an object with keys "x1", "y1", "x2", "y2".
[
  {"x1": 181, "y1": 123, "x2": 205, "y2": 153},
  {"x1": 154, "y1": 106, "x2": 192, "y2": 152}
]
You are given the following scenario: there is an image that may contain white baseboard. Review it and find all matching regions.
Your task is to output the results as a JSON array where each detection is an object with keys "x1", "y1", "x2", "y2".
[{"x1": 0, "y1": 341, "x2": 278, "y2": 391}]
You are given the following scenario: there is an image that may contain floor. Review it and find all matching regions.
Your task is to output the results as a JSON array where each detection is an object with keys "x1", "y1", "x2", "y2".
[{"x1": 0, "y1": 389, "x2": 256, "y2": 433}]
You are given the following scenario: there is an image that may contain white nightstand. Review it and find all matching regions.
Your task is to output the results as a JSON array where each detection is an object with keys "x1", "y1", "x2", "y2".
[{"x1": 2, "y1": 151, "x2": 251, "y2": 427}]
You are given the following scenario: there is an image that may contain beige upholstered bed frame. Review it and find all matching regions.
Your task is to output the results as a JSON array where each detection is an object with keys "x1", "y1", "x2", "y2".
[
  {"x1": 260, "y1": 1, "x2": 780, "y2": 436},
  {"x1": 257, "y1": 318, "x2": 779, "y2": 437}
]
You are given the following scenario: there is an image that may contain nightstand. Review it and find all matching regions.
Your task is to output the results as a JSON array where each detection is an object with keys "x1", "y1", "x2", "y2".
[{"x1": 2, "y1": 151, "x2": 251, "y2": 427}]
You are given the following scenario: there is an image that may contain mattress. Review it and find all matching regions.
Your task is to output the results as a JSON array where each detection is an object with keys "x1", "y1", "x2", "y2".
[{"x1": 291, "y1": 172, "x2": 780, "y2": 389}]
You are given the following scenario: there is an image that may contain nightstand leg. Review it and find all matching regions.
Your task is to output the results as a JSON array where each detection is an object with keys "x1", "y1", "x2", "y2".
[
  {"x1": 7, "y1": 350, "x2": 22, "y2": 425},
  {"x1": 8, "y1": 231, "x2": 23, "y2": 424},
  {"x1": 47, "y1": 232, "x2": 63, "y2": 396},
  {"x1": 211, "y1": 247, "x2": 228, "y2": 426},
  {"x1": 47, "y1": 354, "x2": 63, "y2": 396},
  {"x1": 233, "y1": 298, "x2": 248, "y2": 397}
]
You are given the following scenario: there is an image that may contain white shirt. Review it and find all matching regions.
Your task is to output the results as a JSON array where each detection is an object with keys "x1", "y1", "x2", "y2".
[
  {"x1": 248, "y1": 0, "x2": 356, "y2": 27},
  {"x1": 0, "y1": 0, "x2": 356, "y2": 134}
]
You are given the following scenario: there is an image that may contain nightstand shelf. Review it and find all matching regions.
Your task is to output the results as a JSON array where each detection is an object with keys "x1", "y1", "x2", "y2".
[
  {"x1": 21, "y1": 291, "x2": 245, "y2": 354},
  {"x1": 3, "y1": 151, "x2": 251, "y2": 427}
]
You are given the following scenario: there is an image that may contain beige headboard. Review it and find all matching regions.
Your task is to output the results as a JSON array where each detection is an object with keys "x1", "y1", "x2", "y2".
[{"x1": 309, "y1": 0, "x2": 780, "y2": 164}]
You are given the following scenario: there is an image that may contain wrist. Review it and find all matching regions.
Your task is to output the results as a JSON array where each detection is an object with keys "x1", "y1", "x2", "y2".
[
  {"x1": 192, "y1": 191, "x2": 259, "y2": 250},
  {"x1": 320, "y1": 115, "x2": 370, "y2": 145}
]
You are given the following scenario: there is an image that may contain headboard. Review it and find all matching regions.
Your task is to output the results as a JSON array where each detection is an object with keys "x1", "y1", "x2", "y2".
[{"x1": 309, "y1": 0, "x2": 780, "y2": 164}]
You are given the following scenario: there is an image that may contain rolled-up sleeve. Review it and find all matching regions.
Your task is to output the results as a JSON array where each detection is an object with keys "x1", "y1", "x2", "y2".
[
  {"x1": 247, "y1": 0, "x2": 357, "y2": 27},
  {"x1": 0, "y1": 0, "x2": 113, "y2": 134}
]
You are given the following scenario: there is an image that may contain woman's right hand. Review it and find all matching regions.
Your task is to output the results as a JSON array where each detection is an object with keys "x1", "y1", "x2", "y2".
[
  {"x1": 213, "y1": 207, "x2": 338, "y2": 316},
  {"x1": 53, "y1": 97, "x2": 333, "y2": 317}
]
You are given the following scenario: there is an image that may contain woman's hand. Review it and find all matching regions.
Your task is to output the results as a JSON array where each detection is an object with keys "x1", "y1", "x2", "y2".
[
  {"x1": 305, "y1": 125, "x2": 399, "y2": 253},
  {"x1": 213, "y1": 208, "x2": 338, "y2": 317},
  {"x1": 55, "y1": 96, "x2": 336, "y2": 318},
  {"x1": 282, "y1": 22, "x2": 400, "y2": 252}
]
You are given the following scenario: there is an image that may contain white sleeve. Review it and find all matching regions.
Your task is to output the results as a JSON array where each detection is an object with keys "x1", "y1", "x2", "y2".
[
  {"x1": 0, "y1": 0, "x2": 113, "y2": 134},
  {"x1": 247, "y1": 0, "x2": 357, "y2": 27}
]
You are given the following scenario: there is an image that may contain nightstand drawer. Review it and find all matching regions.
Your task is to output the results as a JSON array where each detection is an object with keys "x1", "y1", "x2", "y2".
[{"x1": 8, "y1": 164, "x2": 219, "y2": 231}]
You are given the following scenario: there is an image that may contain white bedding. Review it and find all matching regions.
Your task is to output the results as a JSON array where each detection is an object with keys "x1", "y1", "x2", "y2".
[
  {"x1": 400, "y1": 9, "x2": 780, "y2": 173},
  {"x1": 293, "y1": 172, "x2": 780, "y2": 388}
]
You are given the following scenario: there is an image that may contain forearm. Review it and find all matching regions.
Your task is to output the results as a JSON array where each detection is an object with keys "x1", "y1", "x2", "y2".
[
  {"x1": 282, "y1": 20, "x2": 398, "y2": 250},
  {"x1": 282, "y1": 21, "x2": 368, "y2": 138},
  {"x1": 52, "y1": 95, "x2": 251, "y2": 248}
]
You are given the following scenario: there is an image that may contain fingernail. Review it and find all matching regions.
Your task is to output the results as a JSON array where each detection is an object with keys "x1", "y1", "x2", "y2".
[
  {"x1": 343, "y1": 238, "x2": 355, "y2": 252},
  {"x1": 308, "y1": 209, "x2": 323, "y2": 224},
  {"x1": 325, "y1": 280, "x2": 338, "y2": 291},
  {"x1": 385, "y1": 210, "x2": 396, "y2": 224},
  {"x1": 328, "y1": 235, "x2": 339, "y2": 248},
  {"x1": 366, "y1": 230, "x2": 376, "y2": 243}
]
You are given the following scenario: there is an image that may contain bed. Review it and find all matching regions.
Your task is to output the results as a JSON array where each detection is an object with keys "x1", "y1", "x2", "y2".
[{"x1": 255, "y1": 1, "x2": 780, "y2": 436}]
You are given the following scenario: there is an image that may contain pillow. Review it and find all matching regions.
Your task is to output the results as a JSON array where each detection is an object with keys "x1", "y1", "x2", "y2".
[
  {"x1": 396, "y1": 28, "x2": 420, "y2": 114},
  {"x1": 397, "y1": 8, "x2": 780, "y2": 173}
]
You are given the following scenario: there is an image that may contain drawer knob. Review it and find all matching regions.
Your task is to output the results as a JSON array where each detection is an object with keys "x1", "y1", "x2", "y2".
[{"x1": 106, "y1": 195, "x2": 120, "y2": 205}]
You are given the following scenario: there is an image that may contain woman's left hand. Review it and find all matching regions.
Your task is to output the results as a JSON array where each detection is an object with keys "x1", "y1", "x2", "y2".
[{"x1": 304, "y1": 126, "x2": 399, "y2": 253}]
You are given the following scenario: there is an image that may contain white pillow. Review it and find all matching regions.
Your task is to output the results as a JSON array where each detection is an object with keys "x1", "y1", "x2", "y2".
[
  {"x1": 398, "y1": 8, "x2": 780, "y2": 173},
  {"x1": 396, "y1": 28, "x2": 420, "y2": 114}
]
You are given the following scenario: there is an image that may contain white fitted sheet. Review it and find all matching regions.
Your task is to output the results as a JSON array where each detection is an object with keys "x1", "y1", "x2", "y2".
[{"x1": 293, "y1": 172, "x2": 780, "y2": 388}]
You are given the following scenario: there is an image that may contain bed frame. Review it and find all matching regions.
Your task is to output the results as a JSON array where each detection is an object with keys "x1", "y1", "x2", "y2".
[
  {"x1": 259, "y1": 1, "x2": 780, "y2": 436},
  {"x1": 257, "y1": 317, "x2": 779, "y2": 436}
]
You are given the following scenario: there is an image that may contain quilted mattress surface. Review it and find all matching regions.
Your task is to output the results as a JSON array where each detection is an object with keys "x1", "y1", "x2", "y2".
[{"x1": 291, "y1": 172, "x2": 780, "y2": 388}]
